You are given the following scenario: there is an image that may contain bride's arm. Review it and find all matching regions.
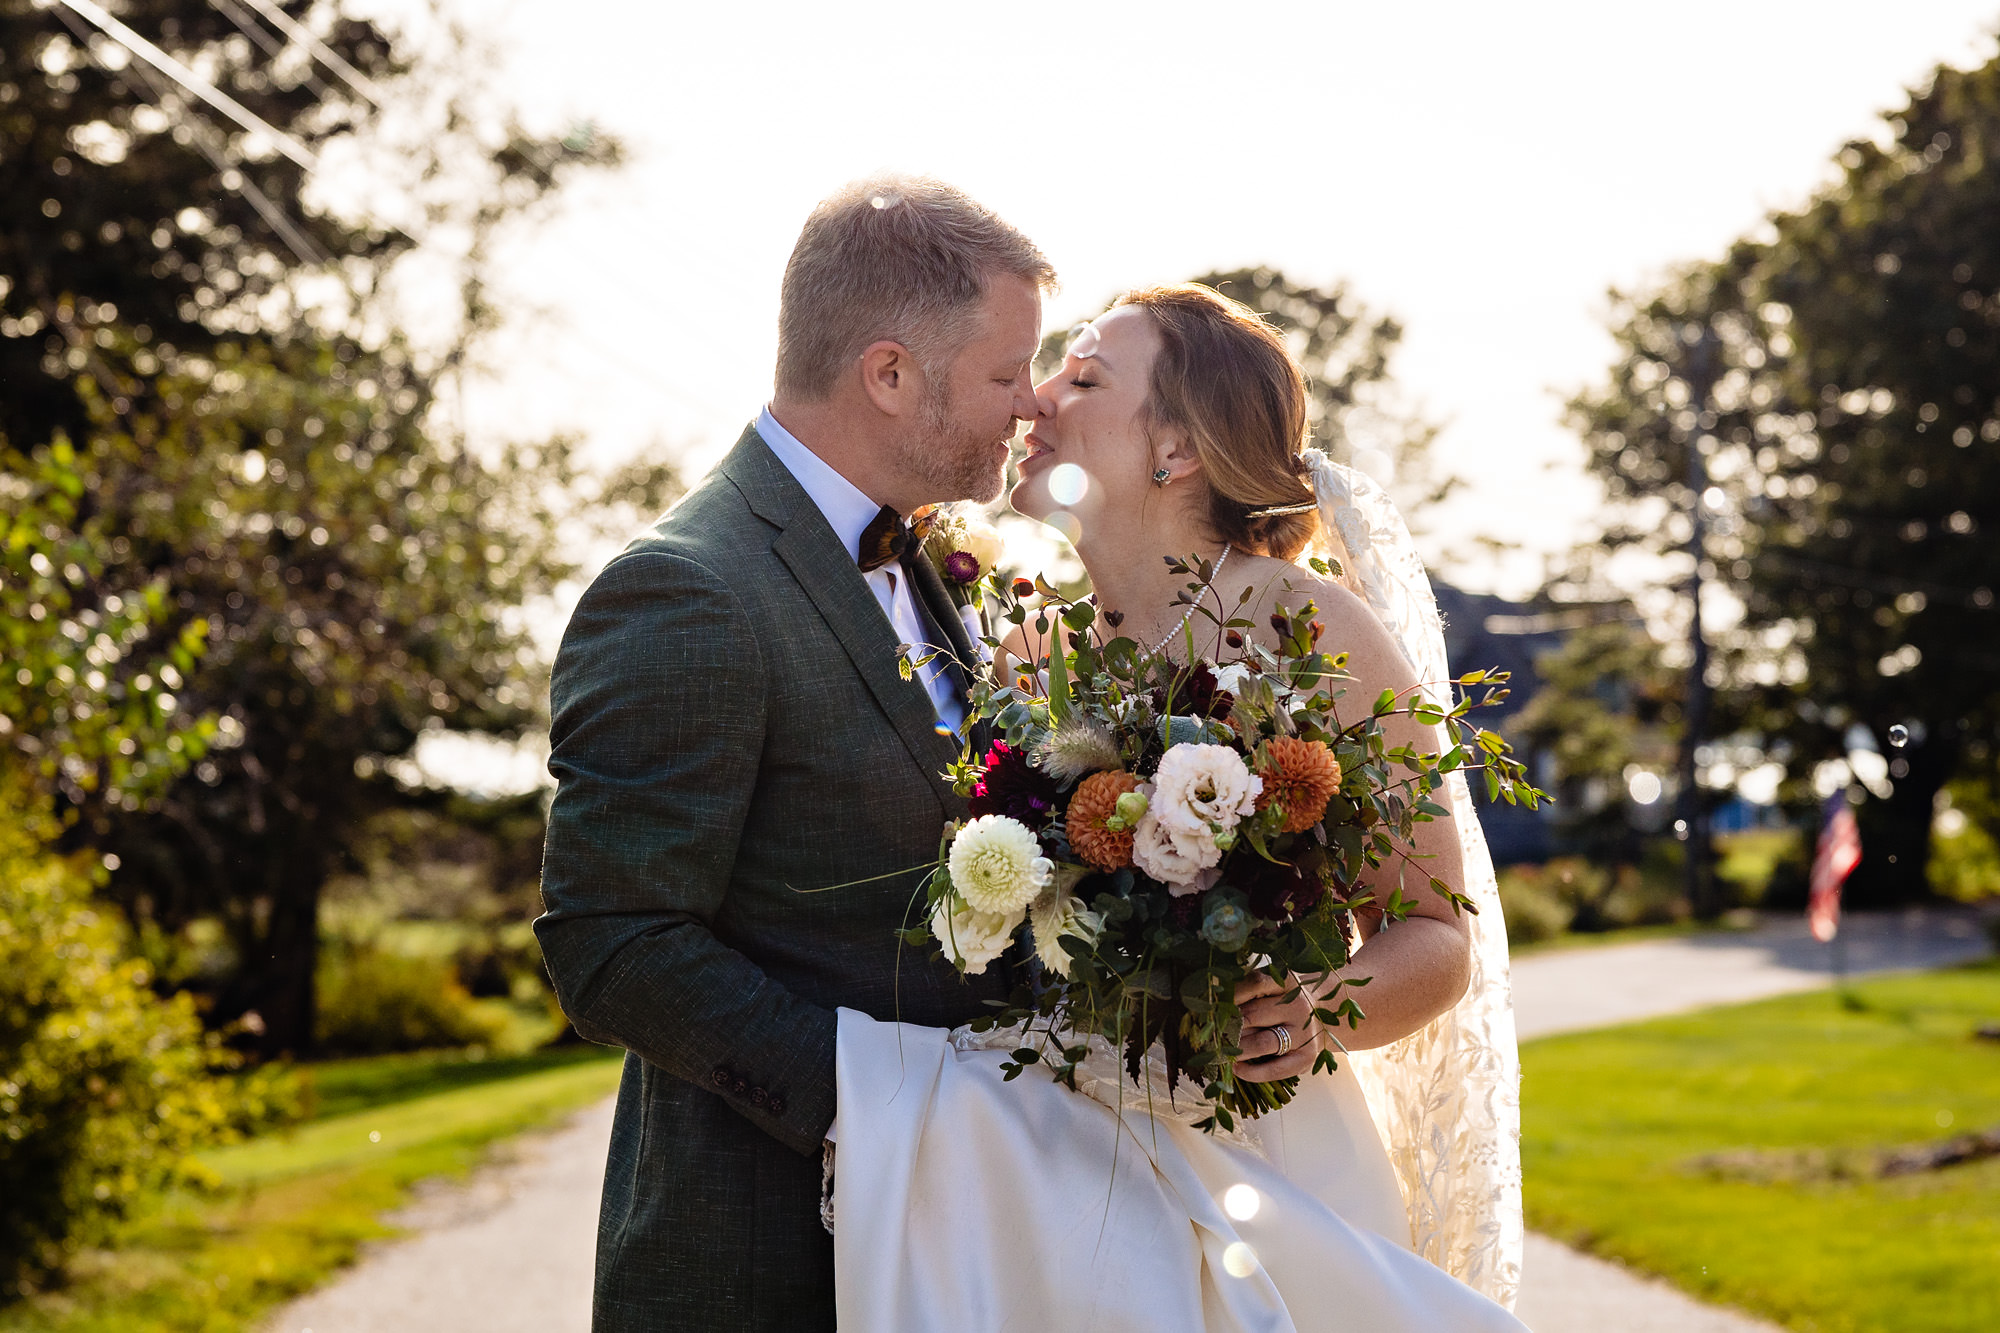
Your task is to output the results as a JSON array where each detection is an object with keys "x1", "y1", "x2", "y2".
[{"x1": 1233, "y1": 579, "x2": 1473, "y2": 1077}]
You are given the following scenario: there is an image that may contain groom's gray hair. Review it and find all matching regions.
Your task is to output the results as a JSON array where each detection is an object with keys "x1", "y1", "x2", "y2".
[{"x1": 775, "y1": 174, "x2": 1055, "y2": 401}]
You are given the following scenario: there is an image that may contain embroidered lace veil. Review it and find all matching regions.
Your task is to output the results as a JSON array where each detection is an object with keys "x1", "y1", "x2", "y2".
[{"x1": 1299, "y1": 449, "x2": 1524, "y2": 1310}]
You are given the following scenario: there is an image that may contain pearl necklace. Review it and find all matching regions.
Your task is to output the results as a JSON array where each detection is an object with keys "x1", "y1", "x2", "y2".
[{"x1": 1149, "y1": 543, "x2": 1232, "y2": 656}]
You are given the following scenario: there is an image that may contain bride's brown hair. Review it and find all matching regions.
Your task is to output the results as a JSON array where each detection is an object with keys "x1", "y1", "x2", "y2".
[{"x1": 1118, "y1": 284, "x2": 1320, "y2": 560}]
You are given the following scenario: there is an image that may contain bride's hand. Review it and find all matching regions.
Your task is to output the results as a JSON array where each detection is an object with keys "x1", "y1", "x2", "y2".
[{"x1": 1232, "y1": 972, "x2": 1323, "y2": 1082}]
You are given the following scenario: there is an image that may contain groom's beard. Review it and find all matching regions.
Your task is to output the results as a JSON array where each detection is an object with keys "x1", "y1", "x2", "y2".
[{"x1": 902, "y1": 378, "x2": 1010, "y2": 505}]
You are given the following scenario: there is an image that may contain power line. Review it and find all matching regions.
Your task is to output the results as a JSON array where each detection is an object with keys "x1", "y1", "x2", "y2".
[
  {"x1": 55, "y1": 0, "x2": 319, "y2": 171},
  {"x1": 49, "y1": 5, "x2": 329, "y2": 268},
  {"x1": 235, "y1": 0, "x2": 385, "y2": 108},
  {"x1": 209, "y1": 0, "x2": 335, "y2": 102}
]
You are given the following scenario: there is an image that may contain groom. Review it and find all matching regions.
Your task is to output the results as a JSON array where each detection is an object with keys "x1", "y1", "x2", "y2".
[{"x1": 536, "y1": 176, "x2": 1053, "y2": 1330}]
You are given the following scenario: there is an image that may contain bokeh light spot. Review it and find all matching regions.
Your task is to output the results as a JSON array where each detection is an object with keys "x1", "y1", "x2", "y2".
[
  {"x1": 1048, "y1": 463, "x2": 1089, "y2": 507},
  {"x1": 1222, "y1": 1184, "x2": 1260, "y2": 1221},
  {"x1": 1222, "y1": 1241, "x2": 1258, "y2": 1278},
  {"x1": 1044, "y1": 509, "x2": 1083, "y2": 544}
]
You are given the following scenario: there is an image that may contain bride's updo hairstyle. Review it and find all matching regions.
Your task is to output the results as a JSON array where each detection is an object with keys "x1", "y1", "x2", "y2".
[{"x1": 1118, "y1": 284, "x2": 1321, "y2": 561}]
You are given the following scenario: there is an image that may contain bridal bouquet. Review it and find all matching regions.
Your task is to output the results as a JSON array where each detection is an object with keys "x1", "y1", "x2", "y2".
[{"x1": 909, "y1": 554, "x2": 1541, "y2": 1131}]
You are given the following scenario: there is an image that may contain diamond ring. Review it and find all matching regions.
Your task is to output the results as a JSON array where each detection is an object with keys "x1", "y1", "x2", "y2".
[{"x1": 1272, "y1": 1024, "x2": 1293, "y2": 1057}]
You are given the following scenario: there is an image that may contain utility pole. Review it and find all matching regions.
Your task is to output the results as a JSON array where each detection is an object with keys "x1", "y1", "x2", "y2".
[{"x1": 1676, "y1": 326, "x2": 1718, "y2": 920}]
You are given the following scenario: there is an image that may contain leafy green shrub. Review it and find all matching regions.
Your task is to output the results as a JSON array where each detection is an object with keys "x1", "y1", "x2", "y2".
[
  {"x1": 0, "y1": 813, "x2": 301, "y2": 1296},
  {"x1": 1497, "y1": 851, "x2": 1691, "y2": 945},
  {"x1": 1496, "y1": 865, "x2": 1573, "y2": 945},
  {"x1": 1929, "y1": 783, "x2": 2000, "y2": 903},
  {"x1": 1714, "y1": 828, "x2": 1803, "y2": 905},
  {"x1": 3, "y1": 440, "x2": 298, "y2": 1297},
  {"x1": 315, "y1": 941, "x2": 508, "y2": 1056}
]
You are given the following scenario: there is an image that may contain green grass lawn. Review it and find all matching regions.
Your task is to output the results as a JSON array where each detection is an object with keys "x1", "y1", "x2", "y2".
[
  {"x1": 1522, "y1": 961, "x2": 2000, "y2": 1333},
  {"x1": 2, "y1": 1045, "x2": 623, "y2": 1333}
]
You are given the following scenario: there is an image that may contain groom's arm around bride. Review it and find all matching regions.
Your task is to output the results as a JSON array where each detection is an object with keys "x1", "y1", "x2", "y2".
[{"x1": 535, "y1": 175, "x2": 1054, "y2": 1332}]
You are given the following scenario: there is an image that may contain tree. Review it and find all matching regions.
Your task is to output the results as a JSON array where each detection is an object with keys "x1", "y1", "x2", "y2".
[
  {"x1": 2, "y1": 0, "x2": 394, "y2": 452},
  {"x1": 1514, "y1": 620, "x2": 1679, "y2": 856},
  {"x1": 1565, "y1": 43, "x2": 2000, "y2": 906},
  {"x1": 2, "y1": 1, "x2": 678, "y2": 1053}
]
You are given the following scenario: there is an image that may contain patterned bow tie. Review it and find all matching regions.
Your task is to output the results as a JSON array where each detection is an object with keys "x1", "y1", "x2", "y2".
[{"x1": 857, "y1": 505, "x2": 912, "y2": 573}]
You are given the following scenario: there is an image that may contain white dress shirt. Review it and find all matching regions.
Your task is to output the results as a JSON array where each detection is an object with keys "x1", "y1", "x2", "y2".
[{"x1": 756, "y1": 407, "x2": 965, "y2": 732}]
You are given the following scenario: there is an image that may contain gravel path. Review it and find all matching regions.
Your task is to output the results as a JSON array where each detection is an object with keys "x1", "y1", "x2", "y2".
[
  {"x1": 261, "y1": 907, "x2": 1991, "y2": 1333},
  {"x1": 266, "y1": 1098, "x2": 610, "y2": 1333}
]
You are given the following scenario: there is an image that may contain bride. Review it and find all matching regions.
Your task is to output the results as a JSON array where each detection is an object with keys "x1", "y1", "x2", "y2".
[{"x1": 830, "y1": 284, "x2": 1527, "y2": 1330}]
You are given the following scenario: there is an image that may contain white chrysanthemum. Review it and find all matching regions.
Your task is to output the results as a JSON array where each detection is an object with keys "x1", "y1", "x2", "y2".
[
  {"x1": 1028, "y1": 888, "x2": 1102, "y2": 978},
  {"x1": 930, "y1": 896, "x2": 1021, "y2": 975},
  {"x1": 1151, "y1": 743, "x2": 1263, "y2": 835},
  {"x1": 948, "y1": 814, "x2": 1054, "y2": 915},
  {"x1": 1129, "y1": 783, "x2": 1223, "y2": 894}
]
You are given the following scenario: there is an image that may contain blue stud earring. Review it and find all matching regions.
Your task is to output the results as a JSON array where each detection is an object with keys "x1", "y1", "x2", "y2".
[{"x1": 1153, "y1": 468, "x2": 1172, "y2": 486}]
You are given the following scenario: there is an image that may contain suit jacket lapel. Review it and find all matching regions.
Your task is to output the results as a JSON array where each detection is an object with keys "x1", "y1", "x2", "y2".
[
  {"x1": 903, "y1": 546, "x2": 997, "y2": 757},
  {"x1": 721, "y1": 427, "x2": 961, "y2": 794},
  {"x1": 905, "y1": 547, "x2": 980, "y2": 686}
]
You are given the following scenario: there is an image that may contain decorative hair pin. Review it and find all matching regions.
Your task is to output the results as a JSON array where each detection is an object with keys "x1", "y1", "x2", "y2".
[{"x1": 1244, "y1": 500, "x2": 1318, "y2": 518}]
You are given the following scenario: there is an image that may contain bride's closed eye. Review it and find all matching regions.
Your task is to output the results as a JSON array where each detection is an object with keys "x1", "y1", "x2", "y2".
[{"x1": 1069, "y1": 376, "x2": 1098, "y2": 390}]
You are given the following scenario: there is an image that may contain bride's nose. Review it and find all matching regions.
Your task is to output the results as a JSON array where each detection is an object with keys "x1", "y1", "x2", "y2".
[{"x1": 1031, "y1": 373, "x2": 1060, "y2": 422}]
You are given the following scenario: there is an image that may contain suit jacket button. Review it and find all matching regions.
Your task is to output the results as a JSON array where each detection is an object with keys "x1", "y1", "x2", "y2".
[
  {"x1": 732, "y1": 1077, "x2": 750, "y2": 1096},
  {"x1": 749, "y1": 1087, "x2": 769, "y2": 1108},
  {"x1": 768, "y1": 1095, "x2": 786, "y2": 1116},
  {"x1": 710, "y1": 1068, "x2": 730, "y2": 1087}
]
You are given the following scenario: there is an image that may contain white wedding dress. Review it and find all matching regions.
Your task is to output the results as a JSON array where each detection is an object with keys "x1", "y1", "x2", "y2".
[{"x1": 829, "y1": 455, "x2": 1526, "y2": 1331}]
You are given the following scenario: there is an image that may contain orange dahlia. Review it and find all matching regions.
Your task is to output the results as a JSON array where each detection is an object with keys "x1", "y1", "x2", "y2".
[
  {"x1": 1258, "y1": 737, "x2": 1343, "y2": 834},
  {"x1": 1068, "y1": 769, "x2": 1141, "y2": 871}
]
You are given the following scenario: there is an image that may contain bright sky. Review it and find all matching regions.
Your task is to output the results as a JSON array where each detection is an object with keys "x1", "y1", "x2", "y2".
[{"x1": 439, "y1": 0, "x2": 1998, "y2": 602}]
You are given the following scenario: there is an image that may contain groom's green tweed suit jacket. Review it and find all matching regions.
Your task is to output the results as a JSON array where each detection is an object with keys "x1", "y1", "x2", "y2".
[{"x1": 536, "y1": 425, "x2": 1006, "y2": 1332}]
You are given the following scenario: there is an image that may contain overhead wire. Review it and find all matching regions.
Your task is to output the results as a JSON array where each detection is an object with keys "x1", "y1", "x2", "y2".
[
  {"x1": 47, "y1": 1, "x2": 705, "y2": 438},
  {"x1": 236, "y1": 0, "x2": 384, "y2": 108},
  {"x1": 209, "y1": 0, "x2": 336, "y2": 103},
  {"x1": 49, "y1": 4, "x2": 329, "y2": 268},
  {"x1": 54, "y1": 0, "x2": 319, "y2": 171}
]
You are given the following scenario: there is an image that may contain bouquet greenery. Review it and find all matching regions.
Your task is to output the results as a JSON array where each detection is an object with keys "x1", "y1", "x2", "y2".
[{"x1": 909, "y1": 554, "x2": 1542, "y2": 1132}]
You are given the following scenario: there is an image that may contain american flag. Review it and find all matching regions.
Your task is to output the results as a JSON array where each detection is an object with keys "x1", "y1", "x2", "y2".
[{"x1": 1809, "y1": 794, "x2": 1862, "y2": 943}]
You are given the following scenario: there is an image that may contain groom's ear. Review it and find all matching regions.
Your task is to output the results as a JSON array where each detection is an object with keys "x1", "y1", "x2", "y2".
[{"x1": 859, "y1": 339, "x2": 917, "y2": 417}]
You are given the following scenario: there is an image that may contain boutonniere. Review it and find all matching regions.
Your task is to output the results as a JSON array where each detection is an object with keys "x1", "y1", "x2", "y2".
[{"x1": 910, "y1": 505, "x2": 1004, "y2": 614}]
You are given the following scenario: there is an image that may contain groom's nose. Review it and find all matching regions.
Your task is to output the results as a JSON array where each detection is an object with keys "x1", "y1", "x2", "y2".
[{"x1": 1010, "y1": 370, "x2": 1039, "y2": 421}]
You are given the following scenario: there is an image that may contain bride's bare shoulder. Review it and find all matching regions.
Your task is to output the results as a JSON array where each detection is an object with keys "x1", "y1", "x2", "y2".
[{"x1": 1242, "y1": 561, "x2": 1415, "y2": 693}]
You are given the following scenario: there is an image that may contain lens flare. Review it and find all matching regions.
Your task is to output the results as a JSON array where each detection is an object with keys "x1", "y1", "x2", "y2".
[
  {"x1": 1048, "y1": 463, "x2": 1089, "y2": 507},
  {"x1": 1222, "y1": 1184, "x2": 1260, "y2": 1221},
  {"x1": 1222, "y1": 1241, "x2": 1258, "y2": 1278},
  {"x1": 1045, "y1": 509, "x2": 1083, "y2": 544}
]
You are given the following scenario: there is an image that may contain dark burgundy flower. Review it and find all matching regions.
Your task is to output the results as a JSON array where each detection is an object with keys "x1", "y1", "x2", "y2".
[
  {"x1": 968, "y1": 741, "x2": 1061, "y2": 828},
  {"x1": 1150, "y1": 664, "x2": 1234, "y2": 722},
  {"x1": 1233, "y1": 847, "x2": 1328, "y2": 923},
  {"x1": 943, "y1": 550, "x2": 980, "y2": 584}
]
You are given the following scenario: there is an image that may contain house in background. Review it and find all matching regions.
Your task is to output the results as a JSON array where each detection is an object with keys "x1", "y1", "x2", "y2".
[{"x1": 1432, "y1": 583, "x2": 1571, "y2": 866}]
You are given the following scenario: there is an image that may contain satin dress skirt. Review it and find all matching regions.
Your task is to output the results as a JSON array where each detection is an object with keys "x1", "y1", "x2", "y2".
[{"x1": 830, "y1": 1008, "x2": 1529, "y2": 1332}]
